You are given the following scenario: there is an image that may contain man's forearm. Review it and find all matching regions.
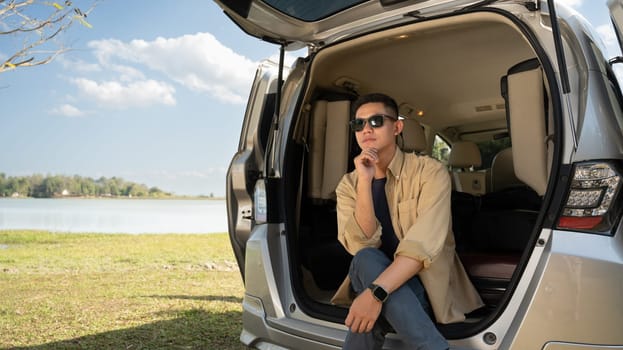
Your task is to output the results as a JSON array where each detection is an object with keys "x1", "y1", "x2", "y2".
[
  {"x1": 373, "y1": 255, "x2": 423, "y2": 294},
  {"x1": 354, "y1": 179, "x2": 377, "y2": 238}
]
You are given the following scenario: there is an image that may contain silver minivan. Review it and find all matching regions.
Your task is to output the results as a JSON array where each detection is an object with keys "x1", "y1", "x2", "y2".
[{"x1": 217, "y1": 0, "x2": 623, "y2": 349}]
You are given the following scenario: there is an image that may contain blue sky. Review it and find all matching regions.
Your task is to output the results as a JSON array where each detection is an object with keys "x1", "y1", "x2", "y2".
[{"x1": 0, "y1": 0, "x2": 620, "y2": 196}]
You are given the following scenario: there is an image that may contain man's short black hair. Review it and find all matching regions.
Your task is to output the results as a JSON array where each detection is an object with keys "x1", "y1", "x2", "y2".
[{"x1": 352, "y1": 93, "x2": 399, "y2": 117}]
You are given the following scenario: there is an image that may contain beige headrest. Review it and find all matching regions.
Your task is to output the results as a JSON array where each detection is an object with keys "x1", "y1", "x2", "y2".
[
  {"x1": 448, "y1": 141, "x2": 482, "y2": 168},
  {"x1": 401, "y1": 118, "x2": 427, "y2": 153},
  {"x1": 490, "y1": 148, "x2": 523, "y2": 191}
]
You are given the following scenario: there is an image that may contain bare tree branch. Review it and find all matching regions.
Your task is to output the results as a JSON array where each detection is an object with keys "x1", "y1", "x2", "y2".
[{"x1": 0, "y1": 0, "x2": 98, "y2": 72}]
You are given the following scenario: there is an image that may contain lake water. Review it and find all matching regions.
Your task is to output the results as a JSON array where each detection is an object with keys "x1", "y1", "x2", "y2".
[{"x1": 0, "y1": 198, "x2": 228, "y2": 234}]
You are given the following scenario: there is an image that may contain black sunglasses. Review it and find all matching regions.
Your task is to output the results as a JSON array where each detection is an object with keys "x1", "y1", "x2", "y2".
[{"x1": 349, "y1": 114, "x2": 397, "y2": 132}]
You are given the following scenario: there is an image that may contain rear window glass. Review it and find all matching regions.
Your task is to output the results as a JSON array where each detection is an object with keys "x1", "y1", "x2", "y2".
[{"x1": 262, "y1": 0, "x2": 367, "y2": 21}]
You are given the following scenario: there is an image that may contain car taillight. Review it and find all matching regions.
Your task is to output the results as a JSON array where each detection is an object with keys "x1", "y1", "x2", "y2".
[{"x1": 557, "y1": 161, "x2": 622, "y2": 233}]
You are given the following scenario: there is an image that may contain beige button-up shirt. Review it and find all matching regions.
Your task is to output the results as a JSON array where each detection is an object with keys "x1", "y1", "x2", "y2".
[{"x1": 332, "y1": 148, "x2": 483, "y2": 324}]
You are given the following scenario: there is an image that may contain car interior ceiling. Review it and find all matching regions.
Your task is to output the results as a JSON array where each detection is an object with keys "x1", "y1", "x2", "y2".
[{"x1": 285, "y1": 11, "x2": 550, "y2": 333}]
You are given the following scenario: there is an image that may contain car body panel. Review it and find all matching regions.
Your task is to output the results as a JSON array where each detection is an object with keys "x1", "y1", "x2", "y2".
[
  {"x1": 501, "y1": 229, "x2": 623, "y2": 349},
  {"x1": 543, "y1": 343, "x2": 623, "y2": 350},
  {"x1": 551, "y1": 2, "x2": 623, "y2": 162}
]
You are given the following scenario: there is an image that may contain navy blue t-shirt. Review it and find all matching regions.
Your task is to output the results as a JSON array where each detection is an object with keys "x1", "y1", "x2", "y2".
[{"x1": 372, "y1": 177, "x2": 399, "y2": 259}]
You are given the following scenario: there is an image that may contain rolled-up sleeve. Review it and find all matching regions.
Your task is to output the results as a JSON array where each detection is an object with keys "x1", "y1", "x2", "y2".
[
  {"x1": 335, "y1": 174, "x2": 382, "y2": 255},
  {"x1": 394, "y1": 161, "x2": 452, "y2": 269}
]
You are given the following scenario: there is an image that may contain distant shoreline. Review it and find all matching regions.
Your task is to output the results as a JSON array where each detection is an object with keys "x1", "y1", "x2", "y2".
[{"x1": 0, "y1": 174, "x2": 223, "y2": 200}]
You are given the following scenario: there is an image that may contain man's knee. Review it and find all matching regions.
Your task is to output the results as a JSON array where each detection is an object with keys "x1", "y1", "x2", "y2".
[
  {"x1": 352, "y1": 247, "x2": 388, "y2": 267},
  {"x1": 349, "y1": 248, "x2": 391, "y2": 283}
]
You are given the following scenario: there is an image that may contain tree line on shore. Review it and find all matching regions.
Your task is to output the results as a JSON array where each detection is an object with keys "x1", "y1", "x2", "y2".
[{"x1": 0, "y1": 173, "x2": 173, "y2": 198}]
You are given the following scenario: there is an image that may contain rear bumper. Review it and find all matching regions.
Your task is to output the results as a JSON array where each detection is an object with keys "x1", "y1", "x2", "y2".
[{"x1": 240, "y1": 294, "x2": 341, "y2": 350}]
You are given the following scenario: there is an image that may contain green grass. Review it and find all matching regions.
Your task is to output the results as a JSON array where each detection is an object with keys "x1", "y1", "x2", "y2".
[{"x1": 0, "y1": 230, "x2": 247, "y2": 350}]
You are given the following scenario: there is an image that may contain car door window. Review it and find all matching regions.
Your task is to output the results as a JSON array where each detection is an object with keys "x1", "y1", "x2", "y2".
[{"x1": 432, "y1": 135, "x2": 450, "y2": 165}]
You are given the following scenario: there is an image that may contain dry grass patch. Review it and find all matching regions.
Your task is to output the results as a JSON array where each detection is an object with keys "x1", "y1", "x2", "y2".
[{"x1": 0, "y1": 231, "x2": 247, "y2": 349}]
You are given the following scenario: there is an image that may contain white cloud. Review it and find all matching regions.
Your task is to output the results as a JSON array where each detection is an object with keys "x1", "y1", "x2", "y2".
[
  {"x1": 87, "y1": 32, "x2": 257, "y2": 105},
  {"x1": 596, "y1": 24, "x2": 616, "y2": 45},
  {"x1": 57, "y1": 56, "x2": 101, "y2": 73},
  {"x1": 71, "y1": 78, "x2": 176, "y2": 108},
  {"x1": 556, "y1": 0, "x2": 583, "y2": 8},
  {"x1": 50, "y1": 103, "x2": 86, "y2": 117},
  {"x1": 596, "y1": 24, "x2": 622, "y2": 57}
]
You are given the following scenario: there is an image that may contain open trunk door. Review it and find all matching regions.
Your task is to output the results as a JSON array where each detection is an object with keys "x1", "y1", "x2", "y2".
[
  {"x1": 609, "y1": 0, "x2": 623, "y2": 53},
  {"x1": 226, "y1": 60, "x2": 281, "y2": 279},
  {"x1": 213, "y1": 0, "x2": 510, "y2": 49}
]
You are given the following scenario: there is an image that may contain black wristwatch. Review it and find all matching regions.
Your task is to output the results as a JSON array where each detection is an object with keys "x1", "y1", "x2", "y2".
[{"x1": 368, "y1": 283, "x2": 389, "y2": 303}]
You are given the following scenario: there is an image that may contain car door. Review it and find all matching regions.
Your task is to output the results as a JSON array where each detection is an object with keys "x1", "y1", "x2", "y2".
[
  {"x1": 609, "y1": 0, "x2": 623, "y2": 47},
  {"x1": 212, "y1": 0, "x2": 526, "y2": 49},
  {"x1": 227, "y1": 60, "x2": 280, "y2": 278}
]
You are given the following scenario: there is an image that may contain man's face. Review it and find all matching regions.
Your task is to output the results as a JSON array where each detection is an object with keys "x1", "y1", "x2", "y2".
[{"x1": 354, "y1": 102, "x2": 402, "y2": 151}]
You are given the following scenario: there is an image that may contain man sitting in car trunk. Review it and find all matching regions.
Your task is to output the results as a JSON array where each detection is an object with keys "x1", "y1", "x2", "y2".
[{"x1": 332, "y1": 93, "x2": 483, "y2": 349}]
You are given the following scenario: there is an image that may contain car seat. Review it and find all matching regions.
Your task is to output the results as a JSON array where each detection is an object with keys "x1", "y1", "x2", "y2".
[
  {"x1": 400, "y1": 118, "x2": 427, "y2": 154},
  {"x1": 448, "y1": 141, "x2": 487, "y2": 195}
]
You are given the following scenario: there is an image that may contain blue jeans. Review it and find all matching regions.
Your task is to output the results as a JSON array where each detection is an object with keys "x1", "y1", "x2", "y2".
[{"x1": 343, "y1": 248, "x2": 449, "y2": 350}]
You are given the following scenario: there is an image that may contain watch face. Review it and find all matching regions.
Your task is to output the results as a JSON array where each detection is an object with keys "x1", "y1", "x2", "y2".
[{"x1": 371, "y1": 284, "x2": 388, "y2": 302}]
